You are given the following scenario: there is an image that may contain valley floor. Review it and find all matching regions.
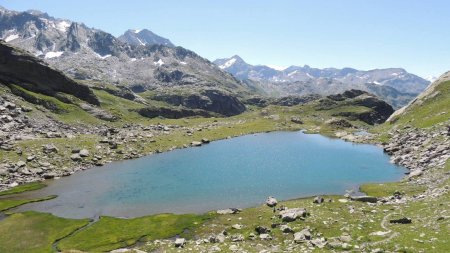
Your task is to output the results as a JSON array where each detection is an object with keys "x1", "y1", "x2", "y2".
[{"x1": 0, "y1": 85, "x2": 448, "y2": 252}]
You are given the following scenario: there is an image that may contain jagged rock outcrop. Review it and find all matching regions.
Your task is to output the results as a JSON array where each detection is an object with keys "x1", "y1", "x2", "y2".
[
  {"x1": 271, "y1": 94, "x2": 321, "y2": 106},
  {"x1": 137, "y1": 105, "x2": 214, "y2": 119},
  {"x1": 153, "y1": 89, "x2": 246, "y2": 116},
  {"x1": 325, "y1": 90, "x2": 394, "y2": 125},
  {"x1": 118, "y1": 29, "x2": 174, "y2": 47},
  {"x1": 242, "y1": 94, "x2": 321, "y2": 107},
  {"x1": 0, "y1": 41, "x2": 99, "y2": 105}
]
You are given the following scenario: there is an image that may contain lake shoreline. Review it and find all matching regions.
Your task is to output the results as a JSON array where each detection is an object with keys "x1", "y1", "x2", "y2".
[{"x1": 10, "y1": 130, "x2": 406, "y2": 219}]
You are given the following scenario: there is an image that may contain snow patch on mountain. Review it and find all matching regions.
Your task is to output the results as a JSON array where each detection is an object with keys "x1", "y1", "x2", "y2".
[
  {"x1": 267, "y1": 64, "x2": 287, "y2": 71},
  {"x1": 45, "y1": 51, "x2": 64, "y2": 58},
  {"x1": 288, "y1": 70, "x2": 298, "y2": 77},
  {"x1": 136, "y1": 37, "x2": 145, "y2": 46},
  {"x1": 56, "y1": 21, "x2": 71, "y2": 32},
  {"x1": 4, "y1": 34, "x2": 19, "y2": 42},
  {"x1": 219, "y1": 58, "x2": 237, "y2": 69},
  {"x1": 154, "y1": 59, "x2": 164, "y2": 66},
  {"x1": 426, "y1": 76, "x2": 437, "y2": 82},
  {"x1": 94, "y1": 53, "x2": 111, "y2": 59}
]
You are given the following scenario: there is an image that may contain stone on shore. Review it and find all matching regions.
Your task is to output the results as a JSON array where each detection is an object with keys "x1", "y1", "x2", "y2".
[
  {"x1": 79, "y1": 149, "x2": 90, "y2": 157},
  {"x1": 279, "y1": 208, "x2": 308, "y2": 222},
  {"x1": 265, "y1": 196, "x2": 278, "y2": 207},
  {"x1": 313, "y1": 196, "x2": 324, "y2": 204},
  {"x1": 259, "y1": 233, "x2": 272, "y2": 240},
  {"x1": 294, "y1": 228, "x2": 312, "y2": 243},
  {"x1": 70, "y1": 154, "x2": 82, "y2": 161},
  {"x1": 174, "y1": 238, "x2": 186, "y2": 248},
  {"x1": 217, "y1": 208, "x2": 241, "y2": 215},
  {"x1": 191, "y1": 141, "x2": 202, "y2": 147}
]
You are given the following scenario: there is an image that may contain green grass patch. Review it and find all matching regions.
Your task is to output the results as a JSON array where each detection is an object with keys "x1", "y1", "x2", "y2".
[
  {"x1": 0, "y1": 195, "x2": 56, "y2": 212},
  {"x1": 8, "y1": 84, "x2": 102, "y2": 125},
  {"x1": 360, "y1": 181, "x2": 426, "y2": 197},
  {"x1": 381, "y1": 191, "x2": 450, "y2": 252},
  {"x1": 0, "y1": 182, "x2": 46, "y2": 196},
  {"x1": 0, "y1": 211, "x2": 89, "y2": 253},
  {"x1": 58, "y1": 213, "x2": 212, "y2": 252}
]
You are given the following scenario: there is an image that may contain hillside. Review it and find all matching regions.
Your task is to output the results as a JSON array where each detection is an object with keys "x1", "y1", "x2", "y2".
[
  {"x1": 386, "y1": 71, "x2": 450, "y2": 128},
  {"x1": 0, "y1": 41, "x2": 99, "y2": 106}
]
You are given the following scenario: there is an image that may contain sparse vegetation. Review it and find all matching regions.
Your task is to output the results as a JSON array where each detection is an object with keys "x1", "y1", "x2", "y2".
[{"x1": 57, "y1": 214, "x2": 212, "y2": 252}]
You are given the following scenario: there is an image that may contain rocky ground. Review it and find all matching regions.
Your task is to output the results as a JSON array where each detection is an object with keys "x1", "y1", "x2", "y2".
[
  {"x1": 0, "y1": 94, "x2": 249, "y2": 191},
  {"x1": 383, "y1": 124, "x2": 449, "y2": 190}
]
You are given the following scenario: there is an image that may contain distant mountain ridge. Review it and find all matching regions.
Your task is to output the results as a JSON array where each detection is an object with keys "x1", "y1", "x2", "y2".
[{"x1": 214, "y1": 55, "x2": 430, "y2": 108}]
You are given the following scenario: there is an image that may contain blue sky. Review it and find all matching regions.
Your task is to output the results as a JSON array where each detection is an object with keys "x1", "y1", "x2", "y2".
[{"x1": 1, "y1": 0, "x2": 449, "y2": 78}]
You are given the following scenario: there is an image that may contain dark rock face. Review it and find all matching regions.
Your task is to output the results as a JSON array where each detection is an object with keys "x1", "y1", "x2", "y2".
[
  {"x1": 93, "y1": 86, "x2": 136, "y2": 101},
  {"x1": 352, "y1": 96, "x2": 394, "y2": 124},
  {"x1": 137, "y1": 106, "x2": 214, "y2": 119},
  {"x1": 242, "y1": 96, "x2": 270, "y2": 107},
  {"x1": 0, "y1": 41, "x2": 99, "y2": 105},
  {"x1": 202, "y1": 90, "x2": 246, "y2": 116},
  {"x1": 272, "y1": 94, "x2": 321, "y2": 106},
  {"x1": 88, "y1": 31, "x2": 121, "y2": 56},
  {"x1": 154, "y1": 69, "x2": 185, "y2": 83},
  {"x1": 327, "y1": 119, "x2": 354, "y2": 128},
  {"x1": 154, "y1": 89, "x2": 246, "y2": 117},
  {"x1": 329, "y1": 90, "x2": 394, "y2": 125},
  {"x1": 327, "y1": 89, "x2": 367, "y2": 101}
]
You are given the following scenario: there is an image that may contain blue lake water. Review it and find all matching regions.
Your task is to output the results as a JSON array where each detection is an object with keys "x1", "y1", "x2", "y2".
[{"x1": 16, "y1": 131, "x2": 406, "y2": 218}]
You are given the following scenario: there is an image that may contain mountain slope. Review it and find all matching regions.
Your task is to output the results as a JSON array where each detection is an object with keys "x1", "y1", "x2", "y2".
[
  {"x1": 118, "y1": 29, "x2": 174, "y2": 47},
  {"x1": 0, "y1": 41, "x2": 99, "y2": 105},
  {"x1": 387, "y1": 71, "x2": 450, "y2": 128},
  {"x1": 214, "y1": 55, "x2": 430, "y2": 108},
  {"x1": 0, "y1": 6, "x2": 254, "y2": 117},
  {"x1": 0, "y1": 7, "x2": 249, "y2": 100}
]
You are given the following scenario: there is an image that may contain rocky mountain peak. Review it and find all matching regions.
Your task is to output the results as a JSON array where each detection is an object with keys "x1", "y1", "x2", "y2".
[
  {"x1": 214, "y1": 55, "x2": 248, "y2": 70},
  {"x1": 118, "y1": 28, "x2": 174, "y2": 47},
  {"x1": 25, "y1": 9, "x2": 51, "y2": 18}
]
